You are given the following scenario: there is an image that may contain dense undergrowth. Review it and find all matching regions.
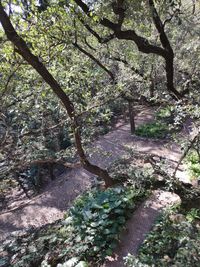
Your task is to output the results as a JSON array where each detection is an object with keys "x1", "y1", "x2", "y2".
[
  {"x1": 1, "y1": 129, "x2": 200, "y2": 267},
  {"x1": 135, "y1": 121, "x2": 168, "y2": 139},
  {"x1": 125, "y1": 206, "x2": 200, "y2": 267},
  {"x1": 1, "y1": 154, "x2": 200, "y2": 267},
  {"x1": 185, "y1": 150, "x2": 200, "y2": 181},
  {"x1": 0, "y1": 186, "x2": 146, "y2": 267},
  {"x1": 134, "y1": 106, "x2": 173, "y2": 139},
  {"x1": 134, "y1": 104, "x2": 186, "y2": 139}
]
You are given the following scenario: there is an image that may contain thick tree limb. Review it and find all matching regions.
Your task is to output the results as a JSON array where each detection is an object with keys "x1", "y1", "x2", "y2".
[
  {"x1": 148, "y1": 0, "x2": 182, "y2": 100},
  {"x1": 74, "y1": 0, "x2": 182, "y2": 100},
  {"x1": 0, "y1": 2, "x2": 114, "y2": 187},
  {"x1": 74, "y1": 0, "x2": 166, "y2": 57},
  {"x1": 148, "y1": 0, "x2": 172, "y2": 50}
]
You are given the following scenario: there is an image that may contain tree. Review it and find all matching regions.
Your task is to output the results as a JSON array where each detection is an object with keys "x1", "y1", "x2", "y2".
[
  {"x1": 0, "y1": 0, "x2": 199, "y2": 190},
  {"x1": 73, "y1": 0, "x2": 185, "y2": 99},
  {"x1": 0, "y1": 1, "x2": 114, "y2": 187}
]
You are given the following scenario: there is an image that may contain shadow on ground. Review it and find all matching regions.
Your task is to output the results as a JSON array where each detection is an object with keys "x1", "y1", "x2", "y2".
[{"x1": 0, "y1": 106, "x2": 186, "y2": 241}]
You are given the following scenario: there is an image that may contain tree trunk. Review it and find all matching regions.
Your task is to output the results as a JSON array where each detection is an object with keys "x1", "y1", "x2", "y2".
[
  {"x1": 0, "y1": 4, "x2": 114, "y2": 188},
  {"x1": 150, "y1": 65, "x2": 155, "y2": 98},
  {"x1": 165, "y1": 54, "x2": 182, "y2": 100},
  {"x1": 48, "y1": 163, "x2": 55, "y2": 180},
  {"x1": 73, "y1": 118, "x2": 113, "y2": 187},
  {"x1": 192, "y1": 0, "x2": 196, "y2": 14},
  {"x1": 123, "y1": 103, "x2": 128, "y2": 122},
  {"x1": 150, "y1": 78, "x2": 155, "y2": 98},
  {"x1": 128, "y1": 100, "x2": 135, "y2": 134},
  {"x1": 148, "y1": 0, "x2": 182, "y2": 100}
]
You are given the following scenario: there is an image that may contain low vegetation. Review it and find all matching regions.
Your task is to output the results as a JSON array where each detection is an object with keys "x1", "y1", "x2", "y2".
[
  {"x1": 185, "y1": 150, "x2": 200, "y2": 181},
  {"x1": 124, "y1": 206, "x2": 200, "y2": 267},
  {"x1": 135, "y1": 122, "x2": 168, "y2": 139},
  {"x1": 0, "y1": 186, "x2": 146, "y2": 267},
  {"x1": 0, "y1": 1, "x2": 200, "y2": 267}
]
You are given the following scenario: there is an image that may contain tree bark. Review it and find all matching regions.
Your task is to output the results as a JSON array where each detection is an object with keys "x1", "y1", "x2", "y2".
[
  {"x1": 192, "y1": 0, "x2": 196, "y2": 14},
  {"x1": 150, "y1": 66, "x2": 155, "y2": 98},
  {"x1": 128, "y1": 100, "x2": 135, "y2": 134},
  {"x1": 148, "y1": 0, "x2": 182, "y2": 100},
  {"x1": 74, "y1": 0, "x2": 183, "y2": 100},
  {"x1": 150, "y1": 79, "x2": 154, "y2": 98},
  {"x1": 0, "y1": 3, "x2": 113, "y2": 188}
]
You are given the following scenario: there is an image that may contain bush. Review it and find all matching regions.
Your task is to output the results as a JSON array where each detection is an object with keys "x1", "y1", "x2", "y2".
[
  {"x1": 1, "y1": 186, "x2": 146, "y2": 267},
  {"x1": 124, "y1": 207, "x2": 200, "y2": 267},
  {"x1": 135, "y1": 122, "x2": 168, "y2": 139},
  {"x1": 63, "y1": 187, "x2": 145, "y2": 263},
  {"x1": 109, "y1": 157, "x2": 155, "y2": 189},
  {"x1": 156, "y1": 106, "x2": 174, "y2": 122},
  {"x1": 185, "y1": 150, "x2": 200, "y2": 180}
]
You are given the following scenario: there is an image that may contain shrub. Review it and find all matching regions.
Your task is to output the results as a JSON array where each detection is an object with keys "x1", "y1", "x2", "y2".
[
  {"x1": 63, "y1": 187, "x2": 145, "y2": 263},
  {"x1": 124, "y1": 207, "x2": 200, "y2": 267},
  {"x1": 1, "y1": 186, "x2": 146, "y2": 267},
  {"x1": 135, "y1": 122, "x2": 168, "y2": 139},
  {"x1": 156, "y1": 106, "x2": 174, "y2": 122},
  {"x1": 185, "y1": 150, "x2": 200, "y2": 180},
  {"x1": 109, "y1": 157, "x2": 155, "y2": 188}
]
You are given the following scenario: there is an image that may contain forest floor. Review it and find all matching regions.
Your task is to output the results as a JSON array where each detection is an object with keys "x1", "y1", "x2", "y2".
[
  {"x1": 103, "y1": 190, "x2": 181, "y2": 267},
  {"x1": 0, "y1": 106, "x2": 193, "y2": 263}
]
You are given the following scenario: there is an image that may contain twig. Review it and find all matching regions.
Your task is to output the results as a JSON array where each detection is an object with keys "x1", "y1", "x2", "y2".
[
  {"x1": 14, "y1": 158, "x2": 81, "y2": 171},
  {"x1": 173, "y1": 132, "x2": 200, "y2": 177}
]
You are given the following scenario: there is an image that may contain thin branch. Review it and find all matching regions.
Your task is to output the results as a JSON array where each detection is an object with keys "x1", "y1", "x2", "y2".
[
  {"x1": 173, "y1": 132, "x2": 200, "y2": 177},
  {"x1": 1, "y1": 64, "x2": 21, "y2": 97},
  {"x1": 84, "y1": 37, "x2": 96, "y2": 51},
  {"x1": 163, "y1": 13, "x2": 175, "y2": 28},
  {"x1": 110, "y1": 56, "x2": 146, "y2": 80},
  {"x1": 78, "y1": 17, "x2": 115, "y2": 44},
  {"x1": 19, "y1": 119, "x2": 68, "y2": 138},
  {"x1": 78, "y1": 92, "x2": 123, "y2": 118},
  {"x1": 17, "y1": 158, "x2": 81, "y2": 170},
  {"x1": 73, "y1": 42, "x2": 115, "y2": 81},
  {"x1": 192, "y1": 0, "x2": 196, "y2": 14}
]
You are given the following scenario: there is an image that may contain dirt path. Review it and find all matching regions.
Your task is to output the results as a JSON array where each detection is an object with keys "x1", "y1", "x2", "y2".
[
  {"x1": 0, "y1": 107, "x2": 189, "y2": 241},
  {"x1": 103, "y1": 191, "x2": 180, "y2": 267}
]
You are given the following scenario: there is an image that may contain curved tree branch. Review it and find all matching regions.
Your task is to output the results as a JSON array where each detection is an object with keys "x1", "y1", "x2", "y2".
[
  {"x1": 73, "y1": 0, "x2": 183, "y2": 100},
  {"x1": 0, "y1": 2, "x2": 114, "y2": 187},
  {"x1": 73, "y1": 42, "x2": 115, "y2": 81}
]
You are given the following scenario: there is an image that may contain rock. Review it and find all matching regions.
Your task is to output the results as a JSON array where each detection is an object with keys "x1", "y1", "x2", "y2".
[
  {"x1": 169, "y1": 214, "x2": 185, "y2": 223},
  {"x1": 75, "y1": 261, "x2": 88, "y2": 267},
  {"x1": 152, "y1": 156, "x2": 161, "y2": 162},
  {"x1": 10, "y1": 253, "x2": 20, "y2": 265},
  {"x1": 57, "y1": 257, "x2": 79, "y2": 267}
]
